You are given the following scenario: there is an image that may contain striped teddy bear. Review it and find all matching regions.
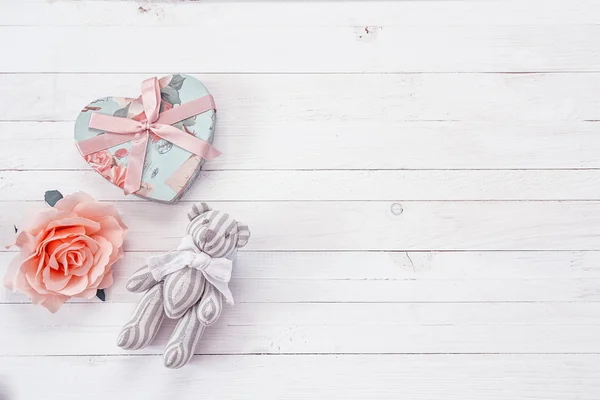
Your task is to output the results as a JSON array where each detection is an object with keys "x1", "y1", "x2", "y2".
[{"x1": 116, "y1": 203, "x2": 250, "y2": 368}]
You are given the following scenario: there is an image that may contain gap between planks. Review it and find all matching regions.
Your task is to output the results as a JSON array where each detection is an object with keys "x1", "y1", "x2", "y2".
[
  {"x1": 1, "y1": 354, "x2": 598, "y2": 400},
  {"x1": 0, "y1": 302, "x2": 600, "y2": 355},
  {"x1": 3, "y1": 74, "x2": 600, "y2": 122},
  {"x1": 2, "y1": 302, "x2": 600, "y2": 356},
  {"x1": 3, "y1": 170, "x2": 600, "y2": 201},
  {"x1": 3, "y1": 121, "x2": 600, "y2": 170},
  {"x1": 3, "y1": 24, "x2": 600, "y2": 72},
  {"x1": 4, "y1": 0, "x2": 600, "y2": 26},
  {"x1": 2, "y1": 251, "x2": 599, "y2": 303}
]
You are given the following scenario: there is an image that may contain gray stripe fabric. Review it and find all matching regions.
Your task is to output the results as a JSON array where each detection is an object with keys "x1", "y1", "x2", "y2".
[
  {"x1": 187, "y1": 202, "x2": 211, "y2": 221},
  {"x1": 196, "y1": 281, "x2": 223, "y2": 326},
  {"x1": 117, "y1": 283, "x2": 165, "y2": 350},
  {"x1": 205, "y1": 220, "x2": 237, "y2": 257},
  {"x1": 164, "y1": 304, "x2": 206, "y2": 369},
  {"x1": 236, "y1": 224, "x2": 250, "y2": 248},
  {"x1": 187, "y1": 209, "x2": 240, "y2": 257},
  {"x1": 164, "y1": 268, "x2": 206, "y2": 319},
  {"x1": 125, "y1": 265, "x2": 158, "y2": 293}
]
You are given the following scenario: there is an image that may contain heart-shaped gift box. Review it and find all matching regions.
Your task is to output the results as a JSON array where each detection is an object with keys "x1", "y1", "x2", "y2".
[{"x1": 74, "y1": 74, "x2": 218, "y2": 204}]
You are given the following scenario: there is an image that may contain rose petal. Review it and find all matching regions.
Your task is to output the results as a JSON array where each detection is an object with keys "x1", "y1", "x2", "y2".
[
  {"x1": 71, "y1": 247, "x2": 94, "y2": 277},
  {"x1": 47, "y1": 239, "x2": 87, "y2": 275},
  {"x1": 40, "y1": 295, "x2": 69, "y2": 313},
  {"x1": 25, "y1": 267, "x2": 52, "y2": 295},
  {"x1": 71, "y1": 235, "x2": 100, "y2": 254},
  {"x1": 34, "y1": 226, "x2": 87, "y2": 263},
  {"x1": 74, "y1": 202, "x2": 128, "y2": 232},
  {"x1": 35, "y1": 251, "x2": 47, "y2": 276},
  {"x1": 45, "y1": 239, "x2": 65, "y2": 256},
  {"x1": 59, "y1": 253, "x2": 70, "y2": 274},
  {"x1": 77, "y1": 288, "x2": 98, "y2": 299},
  {"x1": 56, "y1": 242, "x2": 86, "y2": 273},
  {"x1": 20, "y1": 207, "x2": 64, "y2": 236},
  {"x1": 95, "y1": 216, "x2": 126, "y2": 261},
  {"x1": 47, "y1": 254, "x2": 60, "y2": 271},
  {"x1": 58, "y1": 275, "x2": 89, "y2": 296},
  {"x1": 47, "y1": 217, "x2": 101, "y2": 236},
  {"x1": 42, "y1": 267, "x2": 71, "y2": 291},
  {"x1": 3, "y1": 253, "x2": 23, "y2": 291},
  {"x1": 56, "y1": 241, "x2": 85, "y2": 258},
  {"x1": 43, "y1": 225, "x2": 86, "y2": 242},
  {"x1": 53, "y1": 192, "x2": 96, "y2": 213},
  {"x1": 97, "y1": 270, "x2": 114, "y2": 289},
  {"x1": 87, "y1": 236, "x2": 112, "y2": 283},
  {"x1": 17, "y1": 271, "x2": 43, "y2": 301},
  {"x1": 67, "y1": 251, "x2": 82, "y2": 267},
  {"x1": 13, "y1": 231, "x2": 38, "y2": 256}
]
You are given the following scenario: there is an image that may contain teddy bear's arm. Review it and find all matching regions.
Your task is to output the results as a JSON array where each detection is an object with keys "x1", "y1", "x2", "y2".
[
  {"x1": 125, "y1": 264, "x2": 159, "y2": 293},
  {"x1": 196, "y1": 280, "x2": 223, "y2": 326}
]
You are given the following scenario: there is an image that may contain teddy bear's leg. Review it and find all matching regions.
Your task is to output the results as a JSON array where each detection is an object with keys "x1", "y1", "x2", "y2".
[
  {"x1": 163, "y1": 304, "x2": 206, "y2": 369},
  {"x1": 117, "y1": 283, "x2": 165, "y2": 350},
  {"x1": 125, "y1": 264, "x2": 159, "y2": 293},
  {"x1": 162, "y1": 281, "x2": 223, "y2": 369}
]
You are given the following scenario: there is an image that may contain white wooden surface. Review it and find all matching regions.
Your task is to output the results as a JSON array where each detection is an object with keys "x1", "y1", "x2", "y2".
[{"x1": 1, "y1": 1, "x2": 600, "y2": 399}]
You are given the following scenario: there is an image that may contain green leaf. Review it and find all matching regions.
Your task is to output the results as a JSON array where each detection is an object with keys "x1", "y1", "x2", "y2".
[
  {"x1": 44, "y1": 190, "x2": 63, "y2": 207},
  {"x1": 113, "y1": 103, "x2": 130, "y2": 118},
  {"x1": 161, "y1": 86, "x2": 181, "y2": 105},
  {"x1": 96, "y1": 289, "x2": 106, "y2": 302},
  {"x1": 169, "y1": 74, "x2": 186, "y2": 91}
]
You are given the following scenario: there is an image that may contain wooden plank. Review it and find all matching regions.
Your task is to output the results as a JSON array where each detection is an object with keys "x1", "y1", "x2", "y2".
[
  {"x1": 1, "y1": 354, "x2": 598, "y2": 400},
  {"x1": 1, "y1": 302, "x2": 599, "y2": 355},
  {"x1": 107, "y1": 250, "x2": 600, "y2": 279},
  {"x1": 1, "y1": 74, "x2": 600, "y2": 122},
  {"x1": 3, "y1": 170, "x2": 600, "y2": 201},
  {"x1": 1, "y1": 24, "x2": 600, "y2": 72},
  {"x1": 3, "y1": 251, "x2": 599, "y2": 303},
  {"x1": 3, "y1": 201, "x2": 600, "y2": 252},
  {"x1": 3, "y1": 121, "x2": 600, "y2": 170},
  {"x1": 4, "y1": 1, "x2": 600, "y2": 26}
]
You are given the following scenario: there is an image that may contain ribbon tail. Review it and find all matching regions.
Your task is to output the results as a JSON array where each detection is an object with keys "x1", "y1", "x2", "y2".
[
  {"x1": 202, "y1": 259, "x2": 234, "y2": 305},
  {"x1": 151, "y1": 124, "x2": 221, "y2": 160},
  {"x1": 124, "y1": 132, "x2": 149, "y2": 194},
  {"x1": 203, "y1": 273, "x2": 234, "y2": 305}
]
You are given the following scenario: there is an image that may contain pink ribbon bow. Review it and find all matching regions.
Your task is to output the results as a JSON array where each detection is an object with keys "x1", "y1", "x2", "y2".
[{"x1": 77, "y1": 77, "x2": 221, "y2": 195}]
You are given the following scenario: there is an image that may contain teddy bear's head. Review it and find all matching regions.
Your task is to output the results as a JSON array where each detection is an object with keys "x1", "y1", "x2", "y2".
[{"x1": 186, "y1": 202, "x2": 250, "y2": 258}]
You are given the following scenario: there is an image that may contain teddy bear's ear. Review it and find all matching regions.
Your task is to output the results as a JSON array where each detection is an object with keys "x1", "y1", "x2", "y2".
[
  {"x1": 236, "y1": 222, "x2": 250, "y2": 248},
  {"x1": 188, "y1": 202, "x2": 211, "y2": 221}
]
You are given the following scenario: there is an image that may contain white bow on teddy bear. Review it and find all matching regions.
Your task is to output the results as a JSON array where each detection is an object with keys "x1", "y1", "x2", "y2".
[{"x1": 147, "y1": 235, "x2": 235, "y2": 305}]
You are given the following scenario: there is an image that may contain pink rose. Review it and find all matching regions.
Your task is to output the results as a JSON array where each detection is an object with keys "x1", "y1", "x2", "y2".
[
  {"x1": 4, "y1": 192, "x2": 127, "y2": 312},
  {"x1": 102, "y1": 163, "x2": 128, "y2": 189},
  {"x1": 85, "y1": 150, "x2": 116, "y2": 173},
  {"x1": 114, "y1": 148, "x2": 129, "y2": 159}
]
